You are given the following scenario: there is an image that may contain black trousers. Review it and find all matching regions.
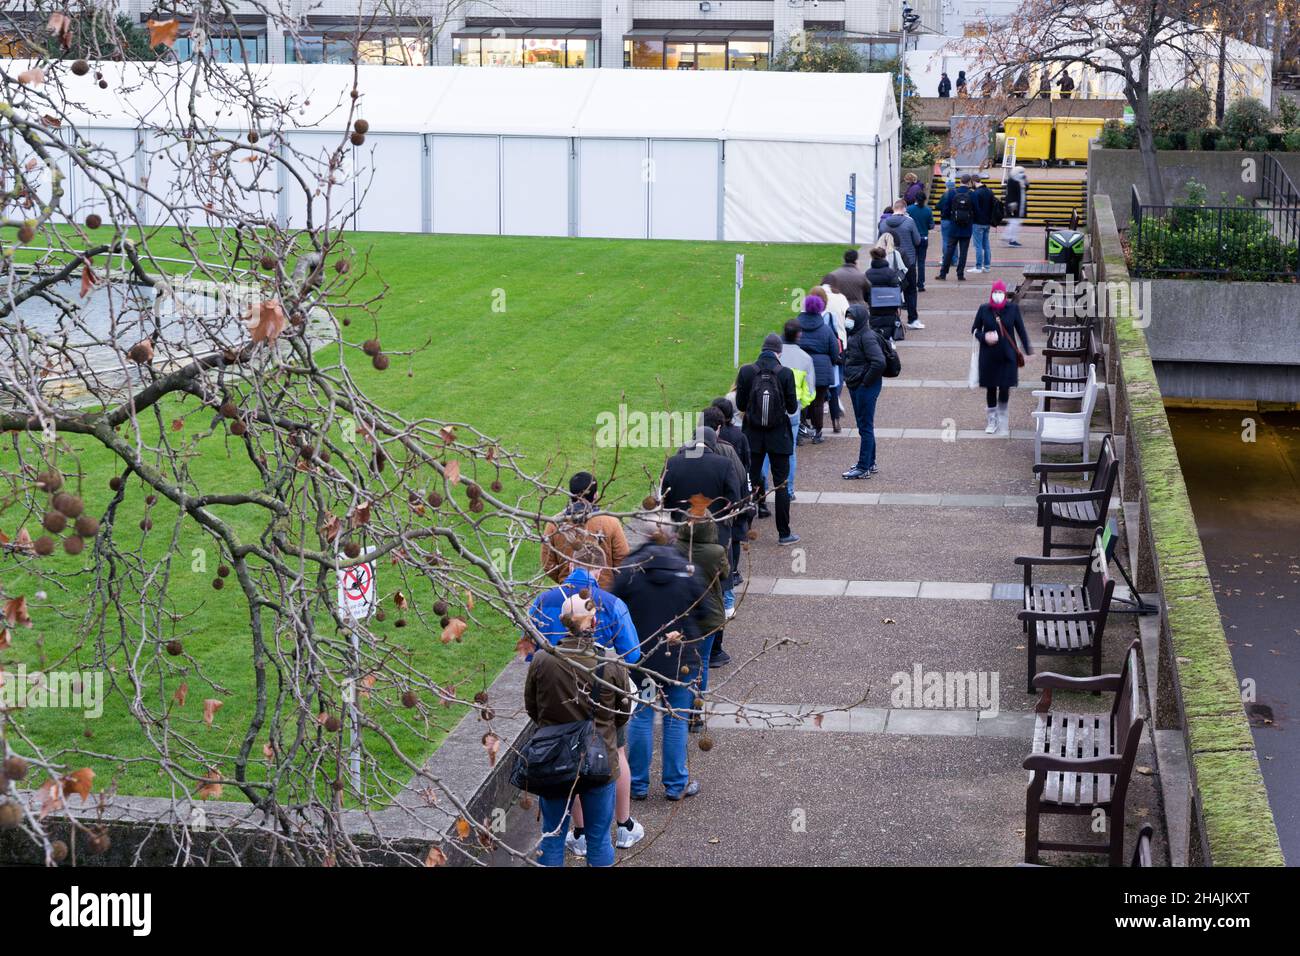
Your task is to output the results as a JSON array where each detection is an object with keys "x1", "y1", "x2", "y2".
[
  {"x1": 801, "y1": 385, "x2": 828, "y2": 432},
  {"x1": 747, "y1": 430, "x2": 792, "y2": 538},
  {"x1": 940, "y1": 235, "x2": 971, "y2": 277},
  {"x1": 903, "y1": 263, "x2": 919, "y2": 322}
]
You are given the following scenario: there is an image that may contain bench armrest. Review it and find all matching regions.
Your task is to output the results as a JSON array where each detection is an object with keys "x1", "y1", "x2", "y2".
[
  {"x1": 1018, "y1": 609, "x2": 1101, "y2": 623},
  {"x1": 1014, "y1": 554, "x2": 1092, "y2": 567},
  {"x1": 1024, "y1": 753, "x2": 1125, "y2": 774},
  {"x1": 1033, "y1": 461, "x2": 1098, "y2": 477},
  {"x1": 1036, "y1": 488, "x2": 1106, "y2": 505},
  {"x1": 1031, "y1": 672, "x2": 1122, "y2": 693},
  {"x1": 1031, "y1": 388, "x2": 1079, "y2": 400}
]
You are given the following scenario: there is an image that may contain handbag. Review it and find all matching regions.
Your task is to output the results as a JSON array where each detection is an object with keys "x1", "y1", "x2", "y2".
[
  {"x1": 510, "y1": 662, "x2": 614, "y2": 799},
  {"x1": 869, "y1": 285, "x2": 903, "y2": 309},
  {"x1": 996, "y1": 315, "x2": 1025, "y2": 368}
]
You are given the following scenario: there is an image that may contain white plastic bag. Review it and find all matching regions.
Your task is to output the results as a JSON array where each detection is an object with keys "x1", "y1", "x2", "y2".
[{"x1": 967, "y1": 341, "x2": 980, "y2": 390}]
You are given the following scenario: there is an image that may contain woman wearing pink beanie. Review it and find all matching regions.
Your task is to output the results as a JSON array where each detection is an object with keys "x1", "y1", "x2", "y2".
[{"x1": 970, "y1": 279, "x2": 1032, "y2": 435}]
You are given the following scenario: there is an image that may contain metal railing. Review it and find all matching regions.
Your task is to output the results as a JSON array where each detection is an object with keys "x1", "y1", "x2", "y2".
[{"x1": 1131, "y1": 184, "x2": 1300, "y2": 281}]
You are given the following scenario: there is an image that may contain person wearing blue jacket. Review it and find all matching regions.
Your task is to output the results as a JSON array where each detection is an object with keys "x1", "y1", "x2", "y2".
[
  {"x1": 969, "y1": 174, "x2": 996, "y2": 274},
  {"x1": 937, "y1": 173, "x2": 975, "y2": 280},
  {"x1": 527, "y1": 542, "x2": 645, "y2": 856},
  {"x1": 906, "y1": 193, "x2": 934, "y2": 292}
]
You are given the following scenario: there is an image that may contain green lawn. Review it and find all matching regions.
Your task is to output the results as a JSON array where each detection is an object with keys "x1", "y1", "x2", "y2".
[{"x1": 3, "y1": 232, "x2": 836, "y2": 801}]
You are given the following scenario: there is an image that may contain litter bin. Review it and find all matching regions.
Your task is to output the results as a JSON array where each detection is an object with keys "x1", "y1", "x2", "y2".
[
  {"x1": 1002, "y1": 117, "x2": 1053, "y2": 165},
  {"x1": 1054, "y1": 117, "x2": 1105, "y2": 164},
  {"x1": 1046, "y1": 227, "x2": 1086, "y2": 282}
]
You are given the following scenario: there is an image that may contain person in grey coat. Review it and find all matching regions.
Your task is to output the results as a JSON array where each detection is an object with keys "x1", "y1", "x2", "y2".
[{"x1": 878, "y1": 199, "x2": 924, "y2": 329}]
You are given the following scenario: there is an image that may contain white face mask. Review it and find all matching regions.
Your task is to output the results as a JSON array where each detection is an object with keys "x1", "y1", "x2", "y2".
[
  {"x1": 991, "y1": 292, "x2": 1006, "y2": 305},
  {"x1": 845, "y1": 318, "x2": 855, "y2": 330}
]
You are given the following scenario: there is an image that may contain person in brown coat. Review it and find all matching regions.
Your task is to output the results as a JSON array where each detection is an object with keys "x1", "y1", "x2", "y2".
[
  {"x1": 525, "y1": 591, "x2": 633, "y2": 866},
  {"x1": 540, "y1": 471, "x2": 629, "y2": 590},
  {"x1": 821, "y1": 249, "x2": 871, "y2": 306}
]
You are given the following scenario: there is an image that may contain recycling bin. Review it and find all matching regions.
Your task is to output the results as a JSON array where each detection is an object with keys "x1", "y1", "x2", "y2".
[
  {"x1": 1053, "y1": 117, "x2": 1106, "y2": 164},
  {"x1": 1002, "y1": 117, "x2": 1053, "y2": 164}
]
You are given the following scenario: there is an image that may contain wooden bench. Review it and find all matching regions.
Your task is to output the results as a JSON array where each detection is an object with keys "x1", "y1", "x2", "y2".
[
  {"x1": 1010, "y1": 261, "x2": 1068, "y2": 306},
  {"x1": 1015, "y1": 526, "x2": 1115, "y2": 692},
  {"x1": 1033, "y1": 434, "x2": 1119, "y2": 555},
  {"x1": 1024, "y1": 638, "x2": 1145, "y2": 865},
  {"x1": 1032, "y1": 364, "x2": 1097, "y2": 465}
]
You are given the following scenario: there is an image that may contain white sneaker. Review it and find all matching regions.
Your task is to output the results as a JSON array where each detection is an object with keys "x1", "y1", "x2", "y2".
[
  {"x1": 985, "y1": 410, "x2": 998, "y2": 434},
  {"x1": 969, "y1": 266, "x2": 982, "y2": 274},
  {"x1": 907, "y1": 320, "x2": 925, "y2": 330},
  {"x1": 565, "y1": 832, "x2": 587, "y2": 857},
  {"x1": 615, "y1": 818, "x2": 646, "y2": 849},
  {"x1": 725, "y1": 606, "x2": 736, "y2": 620}
]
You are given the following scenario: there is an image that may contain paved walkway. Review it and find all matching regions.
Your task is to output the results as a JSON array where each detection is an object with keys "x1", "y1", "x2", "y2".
[{"x1": 503, "y1": 228, "x2": 1167, "y2": 866}]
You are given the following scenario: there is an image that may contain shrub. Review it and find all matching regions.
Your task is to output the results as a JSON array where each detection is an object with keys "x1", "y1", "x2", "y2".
[
  {"x1": 1153, "y1": 134, "x2": 1173, "y2": 150},
  {"x1": 1223, "y1": 97, "x2": 1272, "y2": 142},
  {"x1": 1150, "y1": 88, "x2": 1212, "y2": 136},
  {"x1": 1169, "y1": 131, "x2": 1188, "y2": 150},
  {"x1": 1099, "y1": 119, "x2": 1136, "y2": 149},
  {"x1": 1284, "y1": 129, "x2": 1300, "y2": 152},
  {"x1": 1245, "y1": 134, "x2": 1271, "y2": 152},
  {"x1": 1215, "y1": 134, "x2": 1241, "y2": 151},
  {"x1": 1193, "y1": 128, "x2": 1221, "y2": 151},
  {"x1": 1279, "y1": 96, "x2": 1300, "y2": 132}
]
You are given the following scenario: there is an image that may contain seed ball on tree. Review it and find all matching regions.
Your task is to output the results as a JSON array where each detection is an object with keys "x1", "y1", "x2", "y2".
[
  {"x1": 139, "y1": 517, "x2": 153, "y2": 531},
  {"x1": 433, "y1": 600, "x2": 448, "y2": 616},
  {"x1": 372, "y1": 353, "x2": 389, "y2": 371},
  {"x1": 127, "y1": 341, "x2": 152, "y2": 364},
  {"x1": 62, "y1": 535, "x2": 84, "y2": 556},
  {"x1": 324, "y1": 715, "x2": 342, "y2": 733},
  {"x1": 145, "y1": 494, "x2": 157, "y2": 507},
  {"x1": 83, "y1": 727, "x2": 93, "y2": 739},
  {"x1": 3, "y1": 756, "x2": 28, "y2": 781},
  {"x1": 474, "y1": 691, "x2": 489, "y2": 705},
  {"x1": 230, "y1": 421, "x2": 247, "y2": 437},
  {"x1": 354, "y1": 119, "x2": 370, "y2": 134},
  {"x1": 427, "y1": 491, "x2": 443, "y2": 508},
  {"x1": 469, "y1": 498, "x2": 484, "y2": 514},
  {"x1": 395, "y1": 618, "x2": 407, "y2": 628},
  {"x1": 490, "y1": 479, "x2": 503, "y2": 493},
  {"x1": 698, "y1": 734, "x2": 715, "y2": 752},
  {"x1": 85, "y1": 213, "x2": 102, "y2": 229},
  {"x1": 34, "y1": 536, "x2": 55, "y2": 556},
  {"x1": 401, "y1": 690, "x2": 418, "y2": 709},
  {"x1": 334, "y1": 258, "x2": 351, "y2": 275},
  {"x1": 17, "y1": 224, "x2": 35, "y2": 244},
  {"x1": 71, "y1": 59, "x2": 90, "y2": 76},
  {"x1": 219, "y1": 401, "x2": 238, "y2": 419},
  {"x1": 51, "y1": 840, "x2": 68, "y2": 863},
  {"x1": 343, "y1": 541, "x2": 361, "y2": 559},
  {"x1": 212, "y1": 577, "x2": 224, "y2": 590},
  {"x1": 350, "y1": 131, "x2": 366, "y2": 147},
  {"x1": 0, "y1": 801, "x2": 21, "y2": 830},
  {"x1": 52, "y1": 493, "x2": 83, "y2": 518},
  {"x1": 439, "y1": 616, "x2": 451, "y2": 629},
  {"x1": 86, "y1": 829, "x2": 111, "y2": 855},
  {"x1": 374, "y1": 608, "x2": 386, "y2": 622},
  {"x1": 166, "y1": 640, "x2": 183, "y2": 656},
  {"x1": 247, "y1": 130, "x2": 259, "y2": 143},
  {"x1": 108, "y1": 476, "x2": 122, "y2": 491},
  {"x1": 35, "y1": 470, "x2": 63, "y2": 492},
  {"x1": 259, "y1": 254, "x2": 276, "y2": 270},
  {"x1": 217, "y1": 564, "x2": 230, "y2": 578},
  {"x1": 75, "y1": 515, "x2": 99, "y2": 537},
  {"x1": 362, "y1": 338, "x2": 381, "y2": 356},
  {"x1": 98, "y1": 79, "x2": 108, "y2": 89},
  {"x1": 43, "y1": 511, "x2": 67, "y2": 534}
]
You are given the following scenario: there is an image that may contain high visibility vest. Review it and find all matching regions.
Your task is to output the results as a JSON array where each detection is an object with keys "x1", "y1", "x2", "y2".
[{"x1": 791, "y1": 368, "x2": 814, "y2": 409}]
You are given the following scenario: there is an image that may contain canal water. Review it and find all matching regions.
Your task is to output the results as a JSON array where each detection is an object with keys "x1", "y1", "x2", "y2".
[{"x1": 1168, "y1": 407, "x2": 1300, "y2": 865}]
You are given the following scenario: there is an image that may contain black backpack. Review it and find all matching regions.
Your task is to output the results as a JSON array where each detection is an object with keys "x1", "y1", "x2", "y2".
[
  {"x1": 748, "y1": 364, "x2": 784, "y2": 430},
  {"x1": 990, "y1": 195, "x2": 1006, "y2": 227},
  {"x1": 876, "y1": 331, "x2": 902, "y2": 378},
  {"x1": 510, "y1": 662, "x2": 615, "y2": 799},
  {"x1": 951, "y1": 191, "x2": 974, "y2": 227}
]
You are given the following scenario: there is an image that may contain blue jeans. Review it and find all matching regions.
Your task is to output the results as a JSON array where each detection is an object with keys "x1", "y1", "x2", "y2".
[
  {"x1": 760, "y1": 411, "x2": 801, "y2": 495},
  {"x1": 699, "y1": 635, "x2": 716, "y2": 693},
  {"x1": 629, "y1": 680, "x2": 694, "y2": 797},
  {"x1": 539, "y1": 779, "x2": 615, "y2": 867},
  {"x1": 851, "y1": 380, "x2": 883, "y2": 471},
  {"x1": 973, "y1": 224, "x2": 991, "y2": 269}
]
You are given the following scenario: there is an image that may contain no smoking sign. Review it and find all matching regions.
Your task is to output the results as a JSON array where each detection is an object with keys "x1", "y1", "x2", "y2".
[{"x1": 337, "y1": 553, "x2": 377, "y2": 622}]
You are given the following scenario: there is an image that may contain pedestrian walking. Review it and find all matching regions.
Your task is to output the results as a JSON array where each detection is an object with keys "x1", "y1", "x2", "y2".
[
  {"x1": 734, "y1": 334, "x2": 800, "y2": 545},
  {"x1": 906, "y1": 190, "x2": 934, "y2": 292},
  {"x1": 865, "y1": 245, "x2": 903, "y2": 341},
  {"x1": 707, "y1": 399, "x2": 749, "y2": 635},
  {"x1": 840, "y1": 306, "x2": 888, "y2": 480},
  {"x1": 541, "y1": 472, "x2": 630, "y2": 590},
  {"x1": 1057, "y1": 71, "x2": 1075, "y2": 99},
  {"x1": 971, "y1": 279, "x2": 1032, "y2": 436},
  {"x1": 811, "y1": 285, "x2": 847, "y2": 434},
  {"x1": 878, "y1": 199, "x2": 924, "y2": 329},
  {"x1": 937, "y1": 173, "x2": 975, "y2": 280},
  {"x1": 938, "y1": 72, "x2": 951, "y2": 98},
  {"x1": 612, "y1": 525, "x2": 708, "y2": 801},
  {"x1": 795, "y1": 294, "x2": 841, "y2": 444},
  {"x1": 822, "y1": 249, "x2": 870, "y2": 306},
  {"x1": 970, "y1": 174, "x2": 996, "y2": 273},
  {"x1": 660, "y1": 424, "x2": 742, "y2": 552},
  {"x1": 955, "y1": 70, "x2": 968, "y2": 97},
  {"x1": 524, "y1": 588, "x2": 634, "y2": 866},
  {"x1": 773, "y1": 319, "x2": 815, "y2": 489},
  {"x1": 674, "y1": 517, "x2": 728, "y2": 730},
  {"x1": 903, "y1": 172, "x2": 925, "y2": 207},
  {"x1": 1003, "y1": 166, "x2": 1028, "y2": 247}
]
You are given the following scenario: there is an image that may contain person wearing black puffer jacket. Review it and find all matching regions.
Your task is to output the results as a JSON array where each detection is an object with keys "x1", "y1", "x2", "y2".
[
  {"x1": 796, "y1": 293, "x2": 840, "y2": 444},
  {"x1": 840, "y1": 308, "x2": 888, "y2": 480},
  {"x1": 865, "y1": 246, "x2": 903, "y2": 340},
  {"x1": 613, "y1": 526, "x2": 708, "y2": 801}
]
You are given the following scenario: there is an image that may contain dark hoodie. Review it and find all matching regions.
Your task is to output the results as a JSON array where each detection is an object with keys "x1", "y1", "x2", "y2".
[
  {"x1": 796, "y1": 311, "x2": 839, "y2": 388},
  {"x1": 661, "y1": 427, "x2": 742, "y2": 544},
  {"x1": 675, "y1": 520, "x2": 729, "y2": 641},
  {"x1": 612, "y1": 542, "x2": 707, "y2": 686},
  {"x1": 879, "y1": 213, "x2": 920, "y2": 268}
]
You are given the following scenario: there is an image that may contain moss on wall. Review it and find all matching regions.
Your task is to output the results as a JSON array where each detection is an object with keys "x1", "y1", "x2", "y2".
[{"x1": 1092, "y1": 194, "x2": 1283, "y2": 867}]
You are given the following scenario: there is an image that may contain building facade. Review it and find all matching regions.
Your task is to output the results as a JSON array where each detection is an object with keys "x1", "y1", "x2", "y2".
[{"x1": 110, "y1": 1, "x2": 937, "y2": 69}]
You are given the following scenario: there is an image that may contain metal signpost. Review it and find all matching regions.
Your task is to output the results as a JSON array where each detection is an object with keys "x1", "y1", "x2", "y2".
[
  {"x1": 733, "y1": 253, "x2": 744, "y2": 369},
  {"x1": 337, "y1": 553, "x2": 377, "y2": 794},
  {"x1": 846, "y1": 174, "x2": 857, "y2": 245}
]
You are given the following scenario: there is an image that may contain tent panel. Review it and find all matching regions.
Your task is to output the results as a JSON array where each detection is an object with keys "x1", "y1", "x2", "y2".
[
  {"x1": 431, "y1": 135, "x2": 500, "y2": 235},
  {"x1": 649, "y1": 140, "x2": 719, "y2": 241},
  {"x1": 724, "y1": 140, "x2": 870, "y2": 244},
  {"x1": 577, "y1": 139, "x2": 647, "y2": 239},
  {"x1": 353, "y1": 134, "x2": 424, "y2": 233},
  {"x1": 281, "y1": 132, "x2": 358, "y2": 230},
  {"x1": 64, "y1": 128, "x2": 138, "y2": 223},
  {"x1": 501, "y1": 137, "x2": 569, "y2": 238}
]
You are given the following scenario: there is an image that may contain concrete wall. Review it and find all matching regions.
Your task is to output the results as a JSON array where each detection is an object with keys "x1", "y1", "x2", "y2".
[
  {"x1": 1089, "y1": 147, "x2": 1268, "y2": 229},
  {"x1": 1143, "y1": 279, "x2": 1300, "y2": 402}
]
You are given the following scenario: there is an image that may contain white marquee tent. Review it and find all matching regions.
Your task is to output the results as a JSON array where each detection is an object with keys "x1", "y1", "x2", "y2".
[{"x1": 13, "y1": 63, "x2": 901, "y2": 244}]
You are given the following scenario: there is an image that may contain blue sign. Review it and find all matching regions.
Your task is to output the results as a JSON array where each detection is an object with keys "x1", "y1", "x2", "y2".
[{"x1": 844, "y1": 193, "x2": 856, "y2": 212}]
